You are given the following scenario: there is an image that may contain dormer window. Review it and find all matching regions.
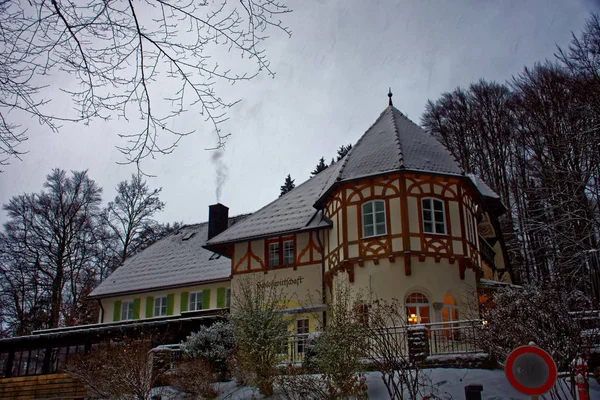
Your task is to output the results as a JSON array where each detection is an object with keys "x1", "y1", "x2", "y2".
[
  {"x1": 422, "y1": 198, "x2": 446, "y2": 234},
  {"x1": 362, "y1": 200, "x2": 386, "y2": 237}
]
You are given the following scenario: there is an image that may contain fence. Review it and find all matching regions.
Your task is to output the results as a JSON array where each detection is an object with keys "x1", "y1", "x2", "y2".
[{"x1": 281, "y1": 319, "x2": 484, "y2": 364}]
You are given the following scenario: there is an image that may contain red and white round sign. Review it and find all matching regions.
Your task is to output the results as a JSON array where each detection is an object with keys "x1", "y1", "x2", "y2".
[{"x1": 505, "y1": 345, "x2": 557, "y2": 396}]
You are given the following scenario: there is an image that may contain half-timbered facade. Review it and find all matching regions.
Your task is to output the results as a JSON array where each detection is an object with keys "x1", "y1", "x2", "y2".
[{"x1": 205, "y1": 101, "x2": 511, "y2": 335}]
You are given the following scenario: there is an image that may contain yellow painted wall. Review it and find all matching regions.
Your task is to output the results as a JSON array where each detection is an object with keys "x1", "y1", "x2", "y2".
[
  {"x1": 231, "y1": 263, "x2": 323, "y2": 308},
  {"x1": 100, "y1": 281, "x2": 231, "y2": 323},
  {"x1": 333, "y1": 257, "x2": 480, "y2": 322},
  {"x1": 230, "y1": 264, "x2": 324, "y2": 333}
]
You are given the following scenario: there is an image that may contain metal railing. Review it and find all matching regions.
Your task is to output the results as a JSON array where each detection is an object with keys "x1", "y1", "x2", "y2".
[
  {"x1": 280, "y1": 320, "x2": 484, "y2": 364},
  {"x1": 426, "y1": 320, "x2": 483, "y2": 355}
]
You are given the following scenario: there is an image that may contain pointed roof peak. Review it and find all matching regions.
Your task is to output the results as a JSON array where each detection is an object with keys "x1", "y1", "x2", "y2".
[{"x1": 331, "y1": 104, "x2": 462, "y2": 184}]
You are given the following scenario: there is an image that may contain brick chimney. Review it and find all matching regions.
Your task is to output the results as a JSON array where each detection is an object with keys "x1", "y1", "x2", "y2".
[{"x1": 208, "y1": 203, "x2": 229, "y2": 240}]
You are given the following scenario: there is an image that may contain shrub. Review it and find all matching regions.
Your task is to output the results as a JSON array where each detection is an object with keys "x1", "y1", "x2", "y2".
[
  {"x1": 230, "y1": 276, "x2": 289, "y2": 397},
  {"x1": 312, "y1": 280, "x2": 368, "y2": 399},
  {"x1": 66, "y1": 335, "x2": 167, "y2": 400},
  {"x1": 171, "y1": 358, "x2": 218, "y2": 399},
  {"x1": 181, "y1": 320, "x2": 235, "y2": 381}
]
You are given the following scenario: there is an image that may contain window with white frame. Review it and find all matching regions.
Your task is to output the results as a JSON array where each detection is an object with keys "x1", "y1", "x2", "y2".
[
  {"x1": 269, "y1": 242, "x2": 280, "y2": 267},
  {"x1": 296, "y1": 318, "x2": 309, "y2": 354},
  {"x1": 422, "y1": 198, "x2": 446, "y2": 234},
  {"x1": 121, "y1": 300, "x2": 134, "y2": 320},
  {"x1": 283, "y1": 240, "x2": 294, "y2": 265},
  {"x1": 362, "y1": 200, "x2": 386, "y2": 237},
  {"x1": 225, "y1": 288, "x2": 231, "y2": 307},
  {"x1": 405, "y1": 292, "x2": 430, "y2": 324},
  {"x1": 189, "y1": 291, "x2": 203, "y2": 311},
  {"x1": 154, "y1": 296, "x2": 167, "y2": 317},
  {"x1": 466, "y1": 210, "x2": 477, "y2": 244}
]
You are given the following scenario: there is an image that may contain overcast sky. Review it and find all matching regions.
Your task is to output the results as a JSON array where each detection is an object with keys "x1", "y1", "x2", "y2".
[{"x1": 0, "y1": 0, "x2": 598, "y2": 226}]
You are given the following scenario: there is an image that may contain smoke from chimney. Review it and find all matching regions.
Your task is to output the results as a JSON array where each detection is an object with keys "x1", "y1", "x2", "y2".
[{"x1": 211, "y1": 150, "x2": 228, "y2": 202}]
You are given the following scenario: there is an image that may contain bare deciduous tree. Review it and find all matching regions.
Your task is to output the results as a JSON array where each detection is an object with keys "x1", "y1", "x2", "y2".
[
  {"x1": 422, "y1": 40, "x2": 600, "y2": 294},
  {"x1": 104, "y1": 174, "x2": 165, "y2": 267},
  {"x1": 0, "y1": 0, "x2": 291, "y2": 167},
  {"x1": 0, "y1": 169, "x2": 103, "y2": 331}
]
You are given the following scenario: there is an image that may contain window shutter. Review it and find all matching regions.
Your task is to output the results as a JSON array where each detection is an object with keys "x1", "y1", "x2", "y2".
[
  {"x1": 113, "y1": 300, "x2": 121, "y2": 322},
  {"x1": 202, "y1": 289, "x2": 211, "y2": 309},
  {"x1": 166, "y1": 293, "x2": 174, "y2": 315},
  {"x1": 180, "y1": 292, "x2": 189, "y2": 313},
  {"x1": 145, "y1": 296, "x2": 154, "y2": 318},
  {"x1": 133, "y1": 298, "x2": 141, "y2": 319},
  {"x1": 217, "y1": 288, "x2": 225, "y2": 308}
]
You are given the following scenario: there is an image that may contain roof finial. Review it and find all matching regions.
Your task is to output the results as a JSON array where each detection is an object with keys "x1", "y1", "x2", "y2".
[{"x1": 388, "y1": 87, "x2": 393, "y2": 106}]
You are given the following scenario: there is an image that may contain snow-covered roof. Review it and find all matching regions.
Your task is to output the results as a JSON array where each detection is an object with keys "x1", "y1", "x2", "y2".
[
  {"x1": 89, "y1": 215, "x2": 249, "y2": 299},
  {"x1": 206, "y1": 105, "x2": 498, "y2": 247},
  {"x1": 468, "y1": 174, "x2": 500, "y2": 199},
  {"x1": 205, "y1": 166, "x2": 335, "y2": 246},
  {"x1": 314, "y1": 106, "x2": 464, "y2": 205},
  {"x1": 338, "y1": 106, "x2": 462, "y2": 181}
]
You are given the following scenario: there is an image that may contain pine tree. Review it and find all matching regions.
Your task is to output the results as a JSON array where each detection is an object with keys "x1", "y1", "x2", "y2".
[
  {"x1": 337, "y1": 144, "x2": 353, "y2": 161},
  {"x1": 311, "y1": 157, "x2": 328, "y2": 176},
  {"x1": 280, "y1": 174, "x2": 295, "y2": 197}
]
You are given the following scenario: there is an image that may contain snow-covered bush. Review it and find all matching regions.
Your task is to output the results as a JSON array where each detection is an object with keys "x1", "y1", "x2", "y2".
[
  {"x1": 230, "y1": 276, "x2": 289, "y2": 397},
  {"x1": 181, "y1": 320, "x2": 235, "y2": 381},
  {"x1": 300, "y1": 331, "x2": 321, "y2": 373},
  {"x1": 481, "y1": 282, "x2": 589, "y2": 371}
]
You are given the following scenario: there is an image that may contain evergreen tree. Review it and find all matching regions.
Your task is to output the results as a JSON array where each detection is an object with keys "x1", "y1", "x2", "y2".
[
  {"x1": 311, "y1": 157, "x2": 328, "y2": 176},
  {"x1": 336, "y1": 144, "x2": 353, "y2": 161},
  {"x1": 279, "y1": 174, "x2": 295, "y2": 197}
]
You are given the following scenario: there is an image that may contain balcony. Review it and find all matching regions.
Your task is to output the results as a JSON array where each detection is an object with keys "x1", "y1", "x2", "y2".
[{"x1": 479, "y1": 237, "x2": 496, "y2": 268}]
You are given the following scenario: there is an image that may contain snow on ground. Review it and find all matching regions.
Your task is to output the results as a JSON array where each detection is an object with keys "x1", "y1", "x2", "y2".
[{"x1": 156, "y1": 368, "x2": 600, "y2": 399}]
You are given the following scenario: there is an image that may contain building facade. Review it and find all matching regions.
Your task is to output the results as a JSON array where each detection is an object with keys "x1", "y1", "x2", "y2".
[{"x1": 0, "y1": 100, "x2": 510, "y2": 378}]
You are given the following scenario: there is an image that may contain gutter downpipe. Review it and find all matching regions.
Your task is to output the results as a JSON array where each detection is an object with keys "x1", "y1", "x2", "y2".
[
  {"x1": 315, "y1": 228, "x2": 327, "y2": 329},
  {"x1": 97, "y1": 299, "x2": 105, "y2": 323}
]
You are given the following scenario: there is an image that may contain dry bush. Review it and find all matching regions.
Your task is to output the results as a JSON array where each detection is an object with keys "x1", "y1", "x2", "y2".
[
  {"x1": 171, "y1": 358, "x2": 218, "y2": 399},
  {"x1": 363, "y1": 299, "x2": 428, "y2": 400},
  {"x1": 66, "y1": 335, "x2": 167, "y2": 400},
  {"x1": 311, "y1": 281, "x2": 369, "y2": 399},
  {"x1": 275, "y1": 364, "x2": 330, "y2": 400},
  {"x1": 230, "y1": 275, "x2": 289, "y2": 397}
]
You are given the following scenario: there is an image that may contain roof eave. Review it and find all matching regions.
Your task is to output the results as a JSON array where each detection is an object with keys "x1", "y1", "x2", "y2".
[
  {"x1": 313, "y1": 168, "x2": 465, "y2": 208},
  {"x1": 88, "y1": 276, "x2": 232, "y2": 300},
  {"x1": 204, "y1": 223, "x2": 331, "y2": 254}
]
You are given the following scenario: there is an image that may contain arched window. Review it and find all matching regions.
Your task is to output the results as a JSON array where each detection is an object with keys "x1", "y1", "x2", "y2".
[
  {"x1": 422, "y1": 198, "x2": 446, "y2": 234},
  {"x1": 405, "y1": 292, "x2": 430, "y2": 324},
  {"x1": 362, "y1": 200, "x2": 386, "y2": 237}
]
